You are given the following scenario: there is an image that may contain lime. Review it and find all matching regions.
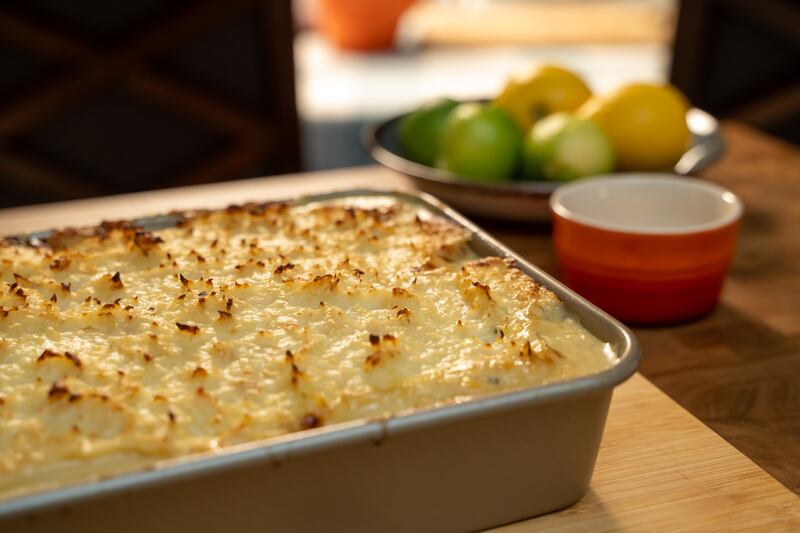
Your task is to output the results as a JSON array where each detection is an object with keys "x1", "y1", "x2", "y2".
[
  {"x1": 399, "y1": 98, "x2": 458, "y2": 166},
  {"x1": 522, "y1": 113, "x2": 614, "y2": 181},
  {"x1": 436, "y1": 103, "x2": 521, "y2": 182}
]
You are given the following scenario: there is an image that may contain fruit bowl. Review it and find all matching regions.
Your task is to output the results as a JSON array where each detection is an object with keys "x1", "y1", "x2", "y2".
[{"x1": 363, "y1": 106, "x2": 724, "y2": 222}]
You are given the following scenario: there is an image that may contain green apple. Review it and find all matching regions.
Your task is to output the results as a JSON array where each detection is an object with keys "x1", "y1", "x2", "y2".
[
  {"x1": 522, "y1": 112, "x2": 615, "y2": 181},
  {"x1": 399, "y1": 98, "x2": 459, "y2": 167},
  {"x1": 436, "y1": 103, "x2": 521, "y2": 182}
]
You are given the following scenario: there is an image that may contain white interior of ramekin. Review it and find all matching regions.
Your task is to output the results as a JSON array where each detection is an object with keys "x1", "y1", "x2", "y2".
[{"x1": 550, "y1": 174, "x2": 743, "y2": 235}]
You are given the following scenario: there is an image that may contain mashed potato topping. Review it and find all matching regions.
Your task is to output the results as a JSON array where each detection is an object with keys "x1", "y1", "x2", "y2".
[{"x1": 0, "y1": 196, "x2": 612, "y2": 499}]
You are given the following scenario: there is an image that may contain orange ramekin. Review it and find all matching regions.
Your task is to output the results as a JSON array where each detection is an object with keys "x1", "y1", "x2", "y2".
[
  {"x1": 550, "y1": 175, "x2": 743, "y2": 325},
  {"x1": 317, "y1": 0, "x2": 417, "y2": 50}
]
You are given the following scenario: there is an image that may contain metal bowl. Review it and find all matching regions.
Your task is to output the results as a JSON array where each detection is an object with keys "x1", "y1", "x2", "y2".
[{"x1": 363, "y1": 106, "x2": 724, "y2": 222}]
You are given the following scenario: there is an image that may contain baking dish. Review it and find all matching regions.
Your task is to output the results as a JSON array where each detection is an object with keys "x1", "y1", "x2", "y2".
[{"x1": 0, "y1": 189, "x2": 640, "y2": 532}]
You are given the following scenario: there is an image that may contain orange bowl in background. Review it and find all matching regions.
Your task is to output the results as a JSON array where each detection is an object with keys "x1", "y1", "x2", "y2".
[
  {"x1": 318, "y1": 0, "x2": 417, "y2": 51},
  {"x1": 550, "y1": 175, "x2": 743, "y2": 325}
]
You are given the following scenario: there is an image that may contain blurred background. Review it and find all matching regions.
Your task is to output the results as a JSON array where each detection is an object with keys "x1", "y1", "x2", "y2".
[{"x1": 0, "y1": 0, "x2": 797, "y2": 208}]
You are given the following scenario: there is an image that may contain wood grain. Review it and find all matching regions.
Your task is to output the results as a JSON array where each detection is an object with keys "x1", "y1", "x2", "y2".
[
  {"x1": 493, "y1": 374, "x2": 800, "y2": 531},
  {"x1": 478, "y1": 122, "x2": 800, "y2": 496},
  {"x1": 0, "y1": 122, "x2": 798, "y2": 527},
  {"x1": 634, "y1": 123, "x2": 800, "y2": 495},
  {"x1": 404, "y1": 1, "x2": 674, "y2": 46}
]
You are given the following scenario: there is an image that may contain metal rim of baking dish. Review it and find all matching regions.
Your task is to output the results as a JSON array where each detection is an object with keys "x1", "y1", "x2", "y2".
[
  {"x1": 0, "y1": 188, "x2": 641, "y2": 520},
  {"x1": 362, "y1": 106, "x2": 725, "y2": 195}
]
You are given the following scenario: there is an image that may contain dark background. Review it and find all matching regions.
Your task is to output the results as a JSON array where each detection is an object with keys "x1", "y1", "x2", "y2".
[{"x1": 0, "y1": 0, "x2": 797, "y2": 208}]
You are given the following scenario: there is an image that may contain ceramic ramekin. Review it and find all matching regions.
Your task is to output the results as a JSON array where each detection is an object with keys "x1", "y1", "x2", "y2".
[{"x1": 550, "y1": 174, "x2": 743, "y2": 325}]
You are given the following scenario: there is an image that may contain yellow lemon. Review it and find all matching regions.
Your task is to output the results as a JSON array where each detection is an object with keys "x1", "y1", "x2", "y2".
[
  {"x1": 494, "y1": 65, "x2": 592, "y2": 131},
  {"x1": 579, "y1": 83, "x2": 691, "y2": 171}
]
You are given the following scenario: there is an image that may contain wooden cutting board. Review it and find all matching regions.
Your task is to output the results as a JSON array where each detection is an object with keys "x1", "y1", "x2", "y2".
[
  {"x1": 494, "y1": 373, "x2": 800, "y2": 531},
  {"x1": 403, "y1": 1, "x2": 673, "y2": 46},
  {"x1": 1, "y1": 167, "x2": 798, "y2": 529}
]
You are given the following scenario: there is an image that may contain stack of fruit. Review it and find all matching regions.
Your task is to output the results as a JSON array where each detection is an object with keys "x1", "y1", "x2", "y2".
[{"x1": 399, "y1": 65, "x2": 692, "y2": 183}]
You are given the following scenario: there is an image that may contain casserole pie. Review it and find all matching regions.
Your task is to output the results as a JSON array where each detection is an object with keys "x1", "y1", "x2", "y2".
[{"x1": 0, "y1": 196, "x2": 612, "y2": 499}]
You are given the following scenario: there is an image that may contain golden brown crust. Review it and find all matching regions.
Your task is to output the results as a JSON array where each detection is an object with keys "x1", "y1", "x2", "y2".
[{"x1": 0, "y1": 195, "x2": 608, "y2": 501}]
